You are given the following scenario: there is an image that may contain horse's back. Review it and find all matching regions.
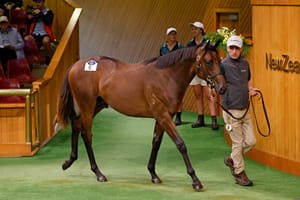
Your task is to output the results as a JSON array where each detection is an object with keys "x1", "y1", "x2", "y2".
[{"x1": 68, "y1": 56, "x2": 122, "y2": 89}]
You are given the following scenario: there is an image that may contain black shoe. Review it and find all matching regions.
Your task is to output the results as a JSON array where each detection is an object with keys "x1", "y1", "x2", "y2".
[
  {"x1": 174, "y1": 112, "x2": 182, "y2": 126},
  {"x1": 191, "y1": 115, "x2": 205, "y2": 128},
  {"x1": 191, "y1": 121, "x2": 205, "y2": 128},
  {"x1": 175, "y1": 116, "x2": 182, "y2": 126},
  {"x1": 211, "y1": 116, "x2": 219, "y2": 130}
]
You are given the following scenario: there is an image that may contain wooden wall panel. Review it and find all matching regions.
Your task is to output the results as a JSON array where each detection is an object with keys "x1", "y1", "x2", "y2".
[
  {"x1": 249, "y1": 1, "x2": 300, "y2": 175},
  {"x1": 0, "y1": 104, "x2": 37, "y2": 157},
  {"x1": 0, "y1": 106, "x2": 26, "y2": 144}
]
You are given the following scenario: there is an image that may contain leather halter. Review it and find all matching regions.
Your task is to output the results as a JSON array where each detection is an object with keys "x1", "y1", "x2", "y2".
[{"x1": 196, "y1": 54, "x2": 222, "y2": 88}]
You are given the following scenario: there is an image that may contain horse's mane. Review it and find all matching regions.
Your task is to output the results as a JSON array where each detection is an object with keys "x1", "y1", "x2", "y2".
[{"x1": 141, "y1": 46, "x2": 197, "y2": 68}]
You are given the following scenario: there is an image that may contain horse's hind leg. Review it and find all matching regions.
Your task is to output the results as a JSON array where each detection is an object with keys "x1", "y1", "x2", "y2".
[
  {"x1": 62, "y1": 118, "x2": 80, "y2": 170},
  {"x1": 147, "y1": 121, "x2": 164, "y2": 184},
  {"x1": 80, "y1": 119, "x2": 107, "y2": 182}
]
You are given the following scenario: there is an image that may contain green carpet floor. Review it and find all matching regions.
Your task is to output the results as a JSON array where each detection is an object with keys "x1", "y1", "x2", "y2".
[{"x1": 1, "y1": 109, "x2": 300, "y2": 200}]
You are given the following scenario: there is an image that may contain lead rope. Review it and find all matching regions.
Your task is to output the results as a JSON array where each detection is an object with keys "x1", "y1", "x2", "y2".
[
  {"x1": 250, "y1": 90, "x2": 271, "y2": 137},
  {"x1": 210, "y1": 86, "x2": 271, "y2": 137}
]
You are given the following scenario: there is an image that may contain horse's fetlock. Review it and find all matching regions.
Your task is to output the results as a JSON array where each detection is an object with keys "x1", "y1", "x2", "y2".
[
  {"x1": 70, "y1": 154, "x2": 77, "y2": 161},
  {"x1": 187, "y1": 168, "x2": 195, "y2": 176},
  {"x1": 147, "y1": 164, "x2": 154, "y2": 172},
  {"x1": 91, "y1": 164, "x2": 99, "y2": 172}
]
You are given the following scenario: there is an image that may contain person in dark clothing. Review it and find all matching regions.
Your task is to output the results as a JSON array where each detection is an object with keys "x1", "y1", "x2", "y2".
[
  {"x1": 0, "y1": 4, "x2": 8, "y2": 17},
  {"x1": 0, "y1": 0, "x2": 23, "y2": 10},
  {"x1": 222, "y1": 35, "x2": 259, "y2": 186},
  {"x1": 24, "y1": 0, "x2": 54, "y2": 65}
]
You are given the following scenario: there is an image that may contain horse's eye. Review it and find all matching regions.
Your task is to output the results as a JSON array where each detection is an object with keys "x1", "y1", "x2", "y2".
[{"x1": 205, "y1": 60, "x2": 213, "y2": 67}]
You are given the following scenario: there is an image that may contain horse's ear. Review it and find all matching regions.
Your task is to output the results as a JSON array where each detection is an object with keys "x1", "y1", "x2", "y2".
[
  {"x1": 214, "y1": 39, "x2": 221, "y2": 48},
  {"x1": 205, "y1": 40, "x2": 211, "y2": 49}
]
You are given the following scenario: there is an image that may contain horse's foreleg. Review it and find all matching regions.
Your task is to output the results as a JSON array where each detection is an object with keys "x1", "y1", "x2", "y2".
[
  {"x1": 62, "y1": 118, "x2": 80, "y2": 170},
  {"x1": 147, "y1": 121, "x2": 164, "y2": 184},
  {"x1": 163, "y1": 118, "x2": 203, "y2": 191},
  {"x1": 175, "y1": 138, "x2": 203, "y2": 191},
  {"x1": 81, "y1": 127, "x2": 107, "y2": 182}
]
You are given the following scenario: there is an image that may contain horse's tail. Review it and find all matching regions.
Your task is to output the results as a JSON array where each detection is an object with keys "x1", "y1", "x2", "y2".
[{"x1": 54, "y1": 68, "x2": 75, "y2": 132}]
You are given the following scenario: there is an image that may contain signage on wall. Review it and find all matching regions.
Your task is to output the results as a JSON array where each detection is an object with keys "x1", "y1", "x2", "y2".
[{"x1": 266, "y1": 53, "x2": 300, "y2": 74}]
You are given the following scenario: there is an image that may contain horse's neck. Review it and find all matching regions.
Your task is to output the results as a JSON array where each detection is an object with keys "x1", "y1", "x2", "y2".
[{"x1": 174, "y1": 60, "x2": 196, "y2": 85}]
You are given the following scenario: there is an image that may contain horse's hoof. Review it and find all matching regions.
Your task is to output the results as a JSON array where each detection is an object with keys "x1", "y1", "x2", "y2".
[
  {"x1": 97, "y1": 175, "x2": 107, "y2": 182},
  {"x1": 192, "y1": 182, "x2": 203, "y2": 191},
  {"x1": 151, "y1": 177, "x2": 162, "y2": 184},
  {"x1": 62, "y1": 160, "x2": 71, "y2": 170}
]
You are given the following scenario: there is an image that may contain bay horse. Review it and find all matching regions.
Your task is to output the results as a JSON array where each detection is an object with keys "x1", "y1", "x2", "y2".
[{"x1": 55, "y1": 41, "x2": 226, "y2": 191}]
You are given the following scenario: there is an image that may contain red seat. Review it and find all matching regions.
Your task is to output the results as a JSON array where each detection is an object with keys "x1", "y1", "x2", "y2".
[
  {"x1": 7, "y1": 58, "x2": 37, "y2": 84},
  {"x1": 0, "y1": 62, "x2": 6, "y2": 79},
  {"x1": 9, "y1": 8, "x2": 28, "y2": 35},
  {"x1": 23, "y1": 38, "x2": 46, "y2": 66},
  {"x1": 0, "y1": 78, "x2": 25, "y2": 103}
]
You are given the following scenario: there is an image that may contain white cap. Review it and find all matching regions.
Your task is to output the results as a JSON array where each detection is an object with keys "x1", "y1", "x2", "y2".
[
  {"x1": 166, "y1": 27, "x2": 177, "y2": 35},
  {"x1": 189, "y1": 21, "x2": 204, "y2": 29},
  {"x1": 0, "y1": 16, "x2": 9, "y2": 23},
  {"x1": 227, "y1": 35, "x2": 243, "y2": 48}
]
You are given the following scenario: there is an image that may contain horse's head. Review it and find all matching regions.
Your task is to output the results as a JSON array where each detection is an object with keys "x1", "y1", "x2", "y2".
[{"x1": 194, "y1": 40, "x2": 227, "y2": 95}]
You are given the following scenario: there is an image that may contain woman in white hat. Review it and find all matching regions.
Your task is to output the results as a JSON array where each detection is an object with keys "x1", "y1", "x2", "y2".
[
  {"x1": 159, "y1": 27, "x2": 185, "y2": 125},
  {"x1": 159, "y1": 27, "x2": 184, "y2": 56},
  {"x1": 187, "y1": 21, "x2": 219, "y2": 130}
]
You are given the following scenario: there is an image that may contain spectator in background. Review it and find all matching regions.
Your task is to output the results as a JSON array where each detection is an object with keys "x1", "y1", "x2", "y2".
[
  {"x1": 160, "y1": 27, "x2": 184, "y2": 55},
  {"x1": 0, "y1": 15, "x2": 24, "y2": 72},
  {"x1": 0, "y1": 0, "x2": 23, "y2": 10},
  {"x1": 159, "y1": 27, "x2": 185, "y2": 125},
  {"x1": 187, "y1": 21, "x2": 219, "y2": 130},
  {"x1": 0, "y1": 4, "x2": 8, "y2": 17},
  {"x1": 24, "y1": 0, "x2": 54, "y2": 65}
]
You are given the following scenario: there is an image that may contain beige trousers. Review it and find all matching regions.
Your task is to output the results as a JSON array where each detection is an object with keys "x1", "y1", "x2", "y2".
[{"x1": 223, "y1": 109, "x2": 256, "y2": 174}]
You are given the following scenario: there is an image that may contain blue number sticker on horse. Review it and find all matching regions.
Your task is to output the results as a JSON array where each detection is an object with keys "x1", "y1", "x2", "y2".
[{"x1": 84, "y1": 60, "x2": 98, "y2": 71}]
